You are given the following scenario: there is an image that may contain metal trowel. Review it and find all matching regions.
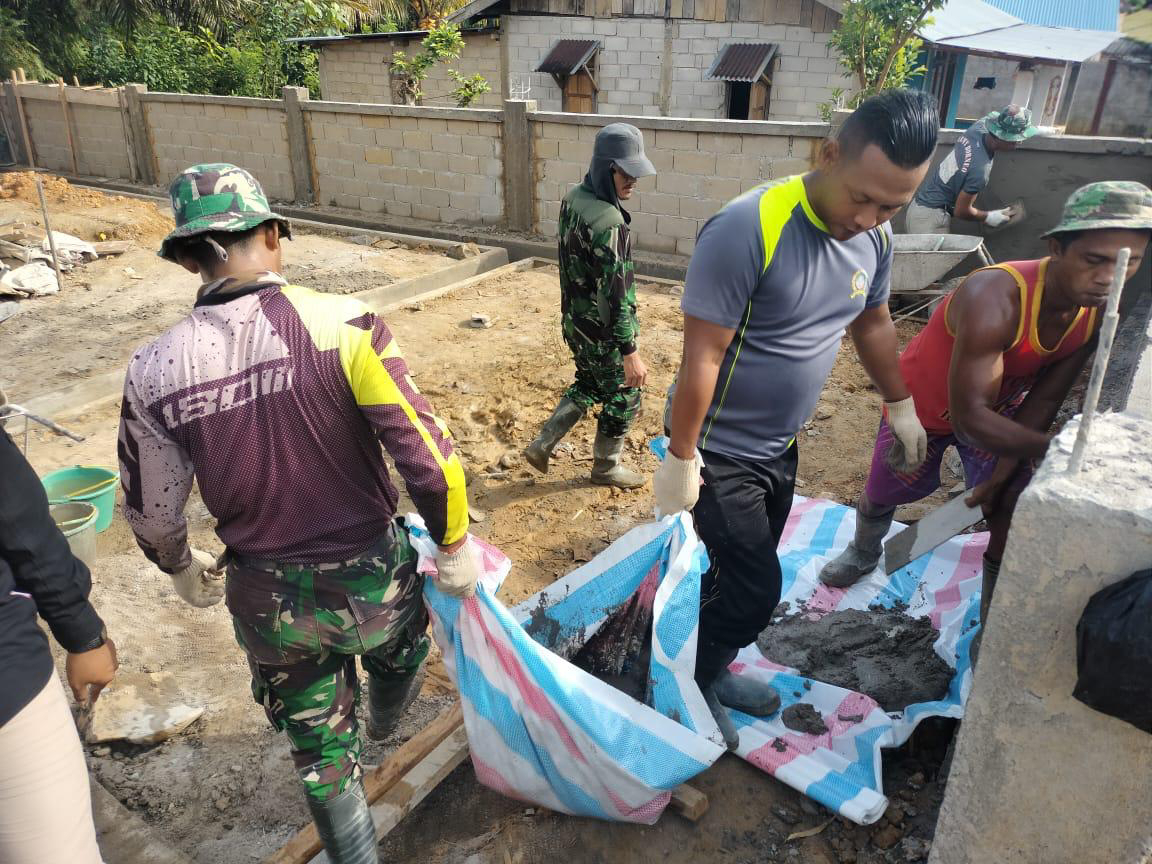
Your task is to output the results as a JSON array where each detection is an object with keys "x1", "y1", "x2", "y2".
[{"x1": 883, "y1": 494, "x2": 983, "y2": 574}]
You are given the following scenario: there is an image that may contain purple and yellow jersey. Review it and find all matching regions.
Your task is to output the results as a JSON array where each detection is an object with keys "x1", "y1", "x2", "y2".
[{"x1": 117, "y1": 271, "x2": 467, "y2": 572}]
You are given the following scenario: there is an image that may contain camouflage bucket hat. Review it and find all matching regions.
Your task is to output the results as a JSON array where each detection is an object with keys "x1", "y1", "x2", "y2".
[
  {"x1": 983, "y1": 104, "x2": 1038, "y2": 142},
  {"x1": 159, "y1": 163, "x2": 290, "y2": 261},
  {"x1": 1042, "y1": 181, "x2": 1152, "y2": 237}
]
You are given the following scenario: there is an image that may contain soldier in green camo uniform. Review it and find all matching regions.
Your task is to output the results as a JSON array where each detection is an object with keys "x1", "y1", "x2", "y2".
[
  {"x1": 525, "y1": 123, "x2": 657, "y2": 488},
  {"x1": 120, "y1": 163, "x2": 480, "y2": 864}
]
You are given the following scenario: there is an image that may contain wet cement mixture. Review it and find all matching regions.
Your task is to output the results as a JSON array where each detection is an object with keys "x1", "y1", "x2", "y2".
[
  {"x1": 758, "y1": 607, "x2": 954, "y2": 713},
  {"x1": 568, "y1": 569, "x2": 659, "y2": 702},
  {"x1": 781, "y1": 702, "x2": 829, "y2": 735}
]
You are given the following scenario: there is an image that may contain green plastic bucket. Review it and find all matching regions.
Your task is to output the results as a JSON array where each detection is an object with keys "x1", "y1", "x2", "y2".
[
  {"x1": 50, "y1": 501, "x2": 99, "y2": 567},
  {"x1": 42, "y1": 466, "x2": 119, "y2": 533}
]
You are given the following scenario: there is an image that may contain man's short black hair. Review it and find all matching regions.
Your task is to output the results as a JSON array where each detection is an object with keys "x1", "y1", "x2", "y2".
[
  {"x1": 837, "y1": 89, "x2": 940, "y2": 169},
  {"x1": 173, "y1": 223, "x2": 278, "y2": 271}
]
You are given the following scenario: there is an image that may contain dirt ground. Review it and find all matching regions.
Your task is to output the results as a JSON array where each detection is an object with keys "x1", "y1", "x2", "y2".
[
  {"x1": 8, "y1": 181, "x2": 953, "y2": 864},
  {"x1": 0, "y1": 172, "x2": 472, "y2": 401}
]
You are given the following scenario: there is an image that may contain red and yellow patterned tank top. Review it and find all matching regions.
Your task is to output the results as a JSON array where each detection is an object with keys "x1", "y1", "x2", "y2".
[{"x1": 901, "y1": 258, "x2": 1098, "y2": 435}]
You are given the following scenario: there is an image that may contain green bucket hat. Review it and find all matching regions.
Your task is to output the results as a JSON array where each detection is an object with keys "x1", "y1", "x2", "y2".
[
  {"x1": 1042, "y1": 181, "x2": 1152, "y2": 238},
  {"x1": 159, "y1": 163, "x2": 290, "y2": 261},
  {"x1": 983, "y1": 104, "x2": 1038, "y2": 142}
]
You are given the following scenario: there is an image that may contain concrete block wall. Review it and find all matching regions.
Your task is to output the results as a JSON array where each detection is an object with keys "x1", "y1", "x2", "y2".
[
  {"x1": 667, "y1": 21, "x2": 848, "y2": 119},
  {"x1": 315, "y1": 33, "x2": 504, "y2": 108},
  {"x1": 532, "y1": 112, "x2": 824, "y2": 255},
  {"x1": 69, "y1": 100, "x2": 133, "y2": 180},
  {"x1": 143, "y1": 95, "x2": 294, "y2": 199},
  {"x1": 465, "y1": 16, "x2": 850, "y2": 121},
  {"x1": 955, "y1": 56, "x2": 1066, "y2": 124},
  {"x1": 305, "y1": 103, "x2": 503, "y2": 224},
  {"x1": 19, "y1": 85, "x2": 74, "y2": 173},
  {"x1": 1066, "y1": 60, "x2": 1152, "y2": 139},
  {"x1": 505, "y1": 16, "x2": 667, "y2": 117}
]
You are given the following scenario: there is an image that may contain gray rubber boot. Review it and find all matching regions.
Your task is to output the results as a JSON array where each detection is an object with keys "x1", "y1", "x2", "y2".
[
  {"x1": 306, "y1": 780, "x2": 379, "y2": 863},
  {"x1": 590, "y1": 431, "x2": 645, "y2": 488},
  {"x1": 712, "y1": 670, "x2": 781, "y2": 717},
  {"x1": 818, "y1": 497, "x2": 896, "y2": 588},
  {"x1": 702, "y1": 685, "x2": 740, "y2": 751},
  {"x1": 524, "y1": 397, "x2": 584, "y2": 473},
  {"x1": 365, "y1": 666, "x2": 425, "y2": 742}
]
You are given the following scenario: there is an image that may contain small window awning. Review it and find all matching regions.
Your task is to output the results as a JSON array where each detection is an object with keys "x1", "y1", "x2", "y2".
[
  {"x1": 535, "y1": 40, "x2": 600, "y2": 76},
  {"x1": 707, "y1": 43, "x2": 778, "y2": 83}
]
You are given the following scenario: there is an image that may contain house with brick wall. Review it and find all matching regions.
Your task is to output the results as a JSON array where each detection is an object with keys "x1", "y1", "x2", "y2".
[{"x1": 296, "y1": 0, "x2": 854, "y2": 121}]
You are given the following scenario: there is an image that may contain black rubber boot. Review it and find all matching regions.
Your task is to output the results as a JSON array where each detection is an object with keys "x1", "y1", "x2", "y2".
[
  {"x1": 524, "y1": 397, "x2": 584, "y2": 473},
  {"x1": 702, "y1": 685, "x2": 740, "y2": 751},
  {"x1": 818, "y1": 495, "x2": 896, "y2": 588},
  {"x1": 712, "y1": 670, "x2": 781, "y2": 717},
  {"x1": 590, "y1": 431, "x2": 645, "y2": 489},
  {"x1": 366, "y1": 666, "x2": 425, "y2": 742},
  {"x1": 306, "y1": 780, "x2": 379, "y2": 864}
]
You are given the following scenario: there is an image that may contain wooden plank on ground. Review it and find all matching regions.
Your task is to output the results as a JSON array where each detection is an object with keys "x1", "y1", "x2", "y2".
[
  {"x1": 669, "y1": 783, "x2": 709, "y2": 821},
  {"x1": 92, "y1": 240, "x2": 133, "y2": 255},
  {"x1": 263, "y1": 701, "x2": 464, "y2": 864},
  {"x1": 308, "y1": 727, "x2": 471, "y2": 864}
]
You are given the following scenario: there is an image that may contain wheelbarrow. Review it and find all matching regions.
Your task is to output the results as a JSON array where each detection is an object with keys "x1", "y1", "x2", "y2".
[{"x1": 890, "y1": 234, "x2": 994, "y2": 320}]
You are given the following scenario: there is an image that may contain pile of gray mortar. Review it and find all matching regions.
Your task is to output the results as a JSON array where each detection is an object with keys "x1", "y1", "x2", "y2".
[{"x1": 757, "y1": 605, "x2": 954, "y2": 712}]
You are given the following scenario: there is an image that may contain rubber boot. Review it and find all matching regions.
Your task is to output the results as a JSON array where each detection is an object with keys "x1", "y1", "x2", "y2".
[
  {"x1": 712, "y1": 669, "x2": 781, "y2": 717},
  {"x1": 306, "y1": 780, "x2": 379, "y2": 864},
  {"x1": 702, "y1": 685, "x2": 740, "y2": 751},
  {"x1": 524, "y1": 397, "x2": 584, "y2": 473},
  {"x1": 365, "y1": 666, "x2": 425, "y2": 742},
  {"x1": 818, "y1": 497, "x2": 896, "y2": 588},
  {"x1": 590, "y1": 431, "x2": 645, "y2": 489}
]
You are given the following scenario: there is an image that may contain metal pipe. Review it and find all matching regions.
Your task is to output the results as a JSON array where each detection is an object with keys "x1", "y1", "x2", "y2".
[
  {"x1": 1067, "y1": 247, "x2": 1130, "y2": 475},
  {"x1": 0, "y1": 404, "x2": 85, "y2": 442}
]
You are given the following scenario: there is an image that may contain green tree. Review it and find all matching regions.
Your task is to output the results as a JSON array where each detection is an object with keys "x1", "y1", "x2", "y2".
[
  {"x1": 829, "y1": 0, "x2": 945, "y2": 106},
  {"x1": 390, "y1": 22, "x2": 489, "y2": 107}
]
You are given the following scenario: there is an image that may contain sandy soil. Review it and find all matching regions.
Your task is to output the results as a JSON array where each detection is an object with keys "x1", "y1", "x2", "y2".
[
  {"x1": 0, "y1": 173, "x2": 470, "y2": 401},
  {"x1": 10, "y1": 183, "x2": 952, "y2": 864}
]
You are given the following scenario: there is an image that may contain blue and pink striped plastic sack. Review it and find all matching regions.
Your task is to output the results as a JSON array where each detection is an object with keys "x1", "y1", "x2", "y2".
[{"x1": 409, "y1": 493, "x2": 984, "y2": 826}]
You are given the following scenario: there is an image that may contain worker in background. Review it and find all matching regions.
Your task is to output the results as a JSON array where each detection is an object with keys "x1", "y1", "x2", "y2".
[
  {"x1": 0, "y1": 420, "x2": 119, "y2": 864},
  {"x1": 524, "y1": 123, "x2": 656, "y2": 489},
  {"x1": 652, "y1": 90, "x2": 936, "y2": 748},
  {"x1": 905, "y1": 104, "x2": 1038, "y2": 234},
  {"x1": 821, "y1": 182, "x2": 1152, "y2": 622},
  {"x1": 118, "y1": 164, "x2": 480, "y2": 864}
]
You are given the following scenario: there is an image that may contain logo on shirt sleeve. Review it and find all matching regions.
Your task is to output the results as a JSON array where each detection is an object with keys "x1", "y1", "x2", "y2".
[{"x1": 850, "y1": 269, "x2": 869, "y2": 300}]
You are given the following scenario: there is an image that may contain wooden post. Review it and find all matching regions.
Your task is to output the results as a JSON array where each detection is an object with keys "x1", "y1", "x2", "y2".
[
  {"x1": 282, "y1": 86, "x2": 315, "y2": 205},
  {"x1": 121, "y1": 84, "x2": 156, "y2": 185},
  {"x1": 8, "y1": 73, "x2": 34, "y2": 168},
  {"x1": 57, "y1": 78, "x2": 79, "y2": 175}
]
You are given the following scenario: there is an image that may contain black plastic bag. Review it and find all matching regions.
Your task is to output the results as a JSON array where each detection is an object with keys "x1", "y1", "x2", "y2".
[{"x1": 1073, "y1": 569, "x2": 1152, "y2": 734}]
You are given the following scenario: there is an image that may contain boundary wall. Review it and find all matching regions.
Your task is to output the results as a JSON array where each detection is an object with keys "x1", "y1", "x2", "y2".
[{"x1": 3, "y1": 83, "x2": 1150, "y2": 270}]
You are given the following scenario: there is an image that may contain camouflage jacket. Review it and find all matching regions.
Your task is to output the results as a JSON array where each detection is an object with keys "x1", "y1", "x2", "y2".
[{"x1": 558, "y1": 183, "x2": 638, "y2": 355}]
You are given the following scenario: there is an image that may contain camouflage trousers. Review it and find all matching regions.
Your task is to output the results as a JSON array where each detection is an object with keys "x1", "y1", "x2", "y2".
[
  {"x1": 562, "y1": 318, "x2": 642, "y2": 438},
  {"x1": 224, "y1": 519, "x2": 429, "y2": 803}
]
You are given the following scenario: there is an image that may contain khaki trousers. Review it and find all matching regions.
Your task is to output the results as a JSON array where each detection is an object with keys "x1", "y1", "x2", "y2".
[
  {"x1": 0, "y1": 674, "x2": 103, "y2": 864},
  {"x1": 905, "y1": 201, "x2": 952, "y2": 234}
]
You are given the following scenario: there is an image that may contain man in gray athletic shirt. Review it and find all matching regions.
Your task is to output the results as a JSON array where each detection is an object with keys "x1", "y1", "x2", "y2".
[{"x1": 653, "y1": 90, "x2": 936, "y2": 748}]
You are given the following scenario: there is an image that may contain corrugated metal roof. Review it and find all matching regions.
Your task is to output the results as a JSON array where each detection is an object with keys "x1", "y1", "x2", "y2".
[
  {"x1": 932, "y1": 23, "x2": 1121, "y2": 62},
  {"x1": 920, "y1": 0, "x2": 1021, "y2": 42},
  {"x1": 535, "y1": 40, "x2": 600, "y2": 76},
  {"x1": 706, "y1": 43, "x2": 778, "y2": 83},
  {"x1": 1105, "y1": 36, "x2": 1152, "y2": 64},
  {"x1": 984, "y1": 0, "x2": 1117, "y2": 32}
]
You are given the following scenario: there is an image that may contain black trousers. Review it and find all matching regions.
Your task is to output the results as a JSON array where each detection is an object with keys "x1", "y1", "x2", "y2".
[{"x1": 693, "y1": 443, "x2": 797, "y2": 686}]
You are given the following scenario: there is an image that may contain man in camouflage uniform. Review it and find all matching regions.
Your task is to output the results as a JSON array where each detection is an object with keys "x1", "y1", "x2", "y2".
[
  {"x1": 821, "y1": 181, "x2": 1152, "y2": 622},
  {"x1": 118, "y1": 164, "x2": 481, "y2": 863},
  {"x1": 524, "y1": 123, "x2": 656, "y2": 488}
]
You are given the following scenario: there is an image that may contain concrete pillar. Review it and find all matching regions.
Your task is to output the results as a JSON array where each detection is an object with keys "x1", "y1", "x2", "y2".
[
  {"x1": 282, "y1": 86, "x2": 315, "y2": 205},
  {"x1": 502, "y1": 99, "x2": 537, "y2": 232},
  {"x1": 929, "y1": 412, "x2": 1152, "y2": 864},
  {"x1": 1011, "y1": 64, "x2": 1035, "y2": 108},
  {"x1": 122, "y1": 84, "x2": 156, "y2": 186},
  {"x1": 658, "y1": 18, "x2": 674, "y2": 117}
]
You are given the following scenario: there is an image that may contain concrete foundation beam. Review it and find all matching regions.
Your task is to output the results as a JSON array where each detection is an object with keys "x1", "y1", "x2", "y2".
[{"x1": 929, "y1": 412, "x2": 1152, "y2": 864}]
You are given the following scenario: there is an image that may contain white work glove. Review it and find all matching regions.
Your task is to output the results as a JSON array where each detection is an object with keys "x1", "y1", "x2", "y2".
[
  {"x1": 983, "y1": 208, "x2": 1012, "y2": 228},
  {"x1": 884, "y1": 397, "x2": 928, "y2": 474},
  {"x1": 652, "y1": 448, "x2": 703, "y2": 515},
  {"x1": 170, "y1": 548, "x2": 224, "y2": 608},
  {"x1": 435, "y1": 538, "x2": 481, "y2": 598}
]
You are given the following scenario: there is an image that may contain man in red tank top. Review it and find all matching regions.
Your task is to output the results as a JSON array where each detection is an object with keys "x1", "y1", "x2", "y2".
[{"x1": 820, "y1": 181, "x2": 1152, "y2": 621}]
